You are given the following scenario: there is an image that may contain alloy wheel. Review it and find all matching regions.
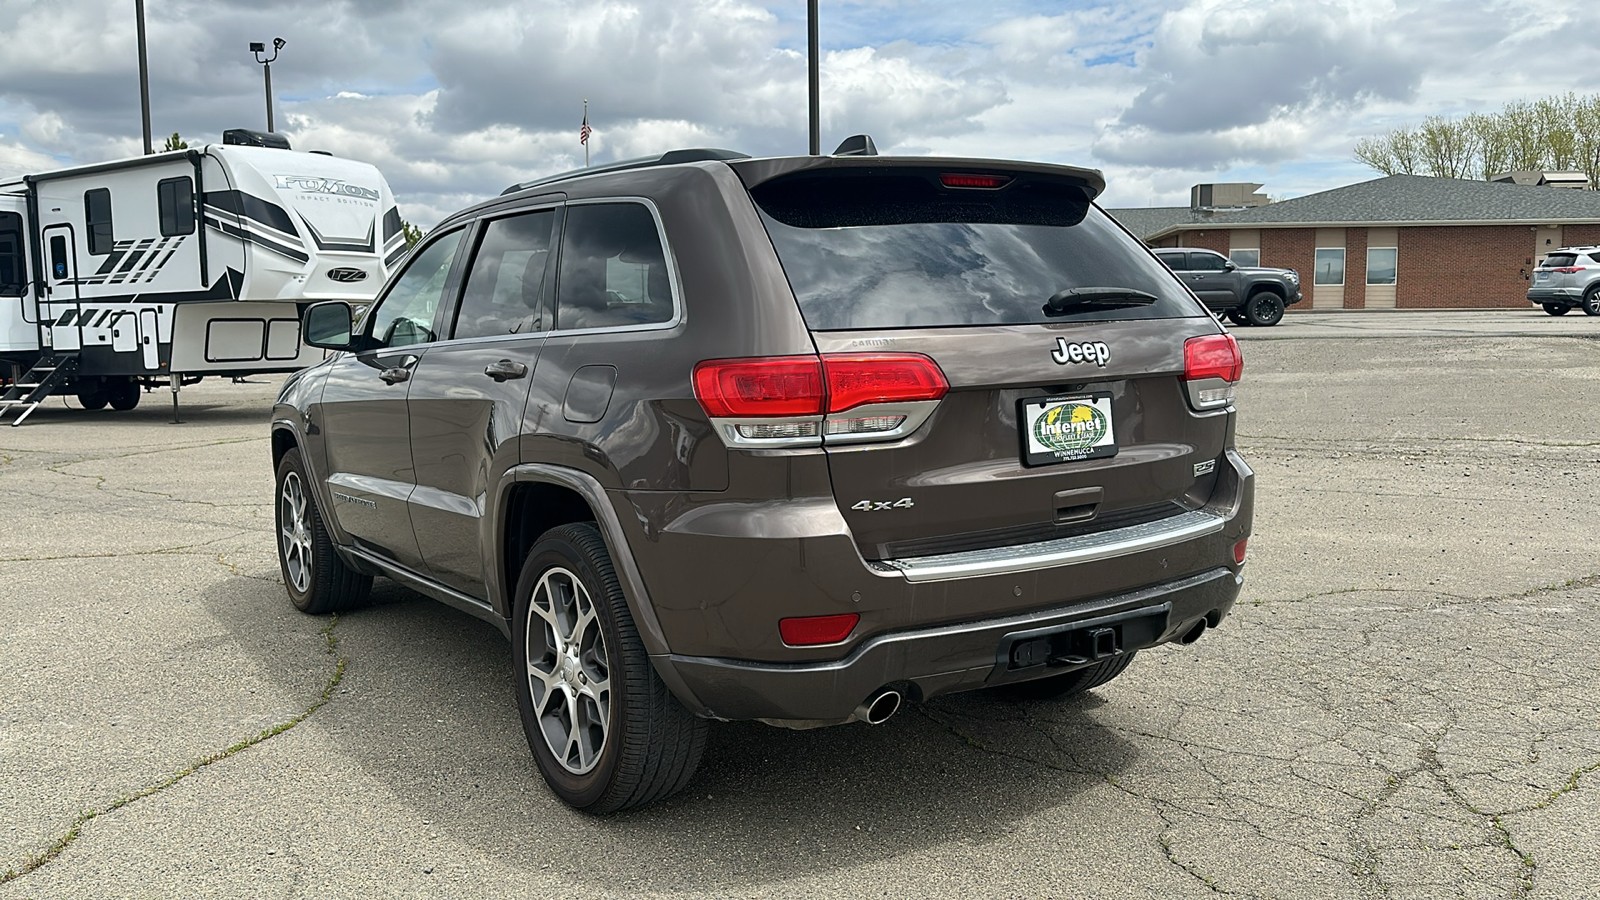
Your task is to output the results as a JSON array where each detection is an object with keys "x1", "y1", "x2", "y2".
[
  {"x1": 525, "y1": 566, "x2": 612, "y2": 775},
  {"x1": 278, "y1": 472, "x2": 313, "y2": 593}
]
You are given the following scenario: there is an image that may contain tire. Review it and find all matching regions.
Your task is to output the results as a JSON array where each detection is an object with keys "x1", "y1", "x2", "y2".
[
  {"x1": 1543, "y1": 303, "x2": 1571, "y2": 316},
  {"x1": 512, "y1": 522, "x2": 707, "y2": 813},
  {"x1": 107, "y1": 380, "x2": 140, "y2": 411},
  {"x1": 993, "y1": 651, "x2": 1138, "y2": 701},
  {"x1": 1225, "y1": 309, "x2": 1250, "y2": 326},
  {"x1": 274, "y1": 448, "x2": 372, "y2": 614},
  {"x1": 79, "y1": 390, "x2": 108, "y2": 410},
  {"x1": 1243, "y1": 291, "x2": 1285, "y2": 327},
  {"x1": 1583, "y1": 289, "x2": 1600, "y2": 317}
]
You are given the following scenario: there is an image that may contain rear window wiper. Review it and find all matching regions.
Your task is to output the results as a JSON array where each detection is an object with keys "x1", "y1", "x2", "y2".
[{"x1": 1043, "y1": 286, "x2": 1160, "y2": 315}]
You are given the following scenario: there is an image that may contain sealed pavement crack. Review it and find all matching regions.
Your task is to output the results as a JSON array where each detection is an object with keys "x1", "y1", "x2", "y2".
[{"x1": 0, "y1": 616, "x2": 348, "y2": 884}]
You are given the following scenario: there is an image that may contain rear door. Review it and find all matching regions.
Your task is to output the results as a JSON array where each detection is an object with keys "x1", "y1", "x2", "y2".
[
  {"x1": 407, "y1": 206, "x2": 558, "y2": 598},
  {"x1": 746, "y1": 166, "x2": 1231, "y2": 561}
]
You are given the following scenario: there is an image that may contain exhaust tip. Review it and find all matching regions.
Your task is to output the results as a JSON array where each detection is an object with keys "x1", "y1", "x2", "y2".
[
  {"x1": 1178, "y1": 620, "x2": 1207, "y2": 645},
  {"x1": 859, "y1": 689, "x2": 902, "y2": 725}
]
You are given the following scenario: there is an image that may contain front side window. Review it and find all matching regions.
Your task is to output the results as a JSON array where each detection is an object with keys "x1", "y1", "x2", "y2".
[
  {"x1": 1229, "y1": 249, "x2": 1260, "y2": 268},
  {"x1": 1314, "y1": 248, "x2": 1346, "y2": 286},
  {"x1": 1189, "y1": 252, "x2": 1227, "y2": 272},
  {"x1": 157, "y1": 177, "x2": 195, "y2": 237},
  {"x1": 366, "y1": 229, "x2": 464, "y2": 349},
  {"x1": 555, "y1": 203, "x2": 674, "y2": 331},
  {"x1": 0, "y1": 212, "x2": 25, "y2": 296},
  {"x1": 1366, "y1": 247, "x2": 1398, "y2": 285},
  {"x1": 451, "y1": 210, "x2": 557, "y2": 340},
  {"x1": 85, "y1": 188, "x2": 113, "y2": 255}
]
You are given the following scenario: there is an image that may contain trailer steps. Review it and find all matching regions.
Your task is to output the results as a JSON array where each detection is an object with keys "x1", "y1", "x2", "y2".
[{"x1": 0, "y1": 353, "x2": 80, "y2": 427}]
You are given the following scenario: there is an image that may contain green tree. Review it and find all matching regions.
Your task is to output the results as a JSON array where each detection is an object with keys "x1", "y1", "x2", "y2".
[
  {"x1": 162, "y1": 132, "x2": 188, "y2": 151},
  {"x1": 1354, "y1": 92, "x2": 1600, "y2": 187}
]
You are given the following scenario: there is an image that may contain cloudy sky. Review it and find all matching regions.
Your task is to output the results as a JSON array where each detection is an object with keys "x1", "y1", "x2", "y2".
[{"x1": 3, "y1": 0, "x2": 1598, "y2": 226}]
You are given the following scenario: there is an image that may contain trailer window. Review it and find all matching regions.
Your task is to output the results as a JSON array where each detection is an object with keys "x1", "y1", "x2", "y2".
[
  {"x1": 0, "y1": 212, "x2": 24, "y2": 296},
  {"x1": 85, "y1": 188, "x2": 113, "y2": 255},
  {"x1": 158, "y1": 177, "x2": 195, "y2": 236}
]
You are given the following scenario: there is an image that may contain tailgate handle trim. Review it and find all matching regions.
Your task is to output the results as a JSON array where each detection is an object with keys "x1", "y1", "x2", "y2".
[{"x1": 880, "y1": 509, "x2": 1226, "y2": 583}]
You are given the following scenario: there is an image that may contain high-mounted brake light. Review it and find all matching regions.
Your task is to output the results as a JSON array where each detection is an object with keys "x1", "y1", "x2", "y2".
[
  {"x1": 694, "y1": 353, "x2": 949, "y2": 447},
  {"x1": 1183, "y1": 334, "x2": 1243, "y2": 410},
  {"x1": 939, "y1": 173, "x2": 1011, "y2": 189}
]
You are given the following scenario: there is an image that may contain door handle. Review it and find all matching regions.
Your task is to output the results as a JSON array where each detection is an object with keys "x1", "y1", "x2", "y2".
[
  {"x1": 379, "y1": 354, "x2": 418, "y2": 385},
  {"x1": 484, "y1": 359, "x2": 528, "y2": 382}
]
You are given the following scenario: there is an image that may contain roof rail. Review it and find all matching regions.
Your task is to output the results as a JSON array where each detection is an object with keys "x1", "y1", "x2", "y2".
[{"x1": 501, "y1": 148, "x2": 752, "y2": 195}]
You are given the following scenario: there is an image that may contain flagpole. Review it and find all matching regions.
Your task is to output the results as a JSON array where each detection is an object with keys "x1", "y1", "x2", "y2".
[{"x1": 584, "y1": 99, "x2": 590, "y2": 168}]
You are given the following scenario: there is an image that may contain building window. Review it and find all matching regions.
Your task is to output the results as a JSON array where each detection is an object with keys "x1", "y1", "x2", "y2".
[
  {"x1": 1229, "y1": 249, "x2": 1260, "y2": 268},
  {"x1": 1366, "y1": 247, "x2": 1397, "y2": 285},
  {"x1": 1314, "y1": 248, "x2": 1345, "y2": 286},
  {"x1": 157, "y1": 177, "x2": 195, "y2": 237},
  {"x1": 0, "y1": 212, "x2": 25, "y2": 296},
  {"x1": 85, "y1": 188, "x2": 113, "y2": 255}
]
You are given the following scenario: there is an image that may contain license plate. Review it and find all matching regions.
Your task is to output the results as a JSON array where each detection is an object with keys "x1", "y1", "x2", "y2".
[
  {"x1": 1020, "y1": 393, "x2": 1117, "y2": 465},
  {"x1": 1535, "y1": 271, "x2": 1550, "y2": 282}
]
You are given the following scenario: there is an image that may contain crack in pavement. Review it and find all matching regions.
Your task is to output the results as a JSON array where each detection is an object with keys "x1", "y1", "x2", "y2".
[
  {"x1": 0, "y1": 616, "x2": 347, "y2": 885},
  {"x1": 0, "y1": 531, "x2": 256, "y2": 564}
]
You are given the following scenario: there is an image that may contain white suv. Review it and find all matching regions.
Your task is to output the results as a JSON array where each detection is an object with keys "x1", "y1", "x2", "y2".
[{"x1": 1528, "y1": 247, "x2": 1600, "y2": 316}]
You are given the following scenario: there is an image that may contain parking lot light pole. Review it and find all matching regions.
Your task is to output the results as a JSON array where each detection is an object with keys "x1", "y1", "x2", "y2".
[
  {"x1": 250, "y1": 37, "x2": 286, "y2": 133},
  {"x1": 135, "y1": 0, "x2": 152, "y2": 154},
  {"x1": 807, "y1": 0, "x2": 819, "y2": 155}
]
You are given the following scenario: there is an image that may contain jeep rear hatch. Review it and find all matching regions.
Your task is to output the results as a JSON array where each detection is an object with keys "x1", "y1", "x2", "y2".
[{"x1": 738, "y1": 163, "x2": 1238, "y2": 563}]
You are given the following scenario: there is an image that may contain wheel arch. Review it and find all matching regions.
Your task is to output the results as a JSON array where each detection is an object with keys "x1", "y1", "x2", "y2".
[
  {"x1": 1246, "y1": 282, "x2": 1286, "y2": 300},
  {"x1": 493, "y1": 464, "x2": 711, "y2": 715}
]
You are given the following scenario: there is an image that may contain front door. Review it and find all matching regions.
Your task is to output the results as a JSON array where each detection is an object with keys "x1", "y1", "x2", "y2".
[
  {"x1": 408, "y1": 208, "x2": 557, "y2": 597},
  {"x1": 1182, "y1": 250, "x2": 1239, "y2": 307},
  {"x1": 40, "y1": 224, "x2": 80, "y2": 351},
  {"x1": 314, "y1": 227, "x2": 468, "y2": 573}
]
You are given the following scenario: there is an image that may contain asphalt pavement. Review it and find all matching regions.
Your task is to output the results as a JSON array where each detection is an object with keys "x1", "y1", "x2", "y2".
[{"x1": 3, "y1": 309, "x2": 1599, "y2": 898}]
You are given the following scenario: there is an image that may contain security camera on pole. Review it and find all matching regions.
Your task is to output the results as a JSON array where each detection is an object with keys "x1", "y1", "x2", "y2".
[{"x1": 250, "y1": 37, "x2": 287, "y2": 133}]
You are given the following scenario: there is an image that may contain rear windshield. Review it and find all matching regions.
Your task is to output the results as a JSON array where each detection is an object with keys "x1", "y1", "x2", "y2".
[
  {"x1": 751, "y1": 171, "x2": 1204, "y2": 330},
  {"x1": 1542, "y1": 254, "x2": 1579, "y2": 267}
]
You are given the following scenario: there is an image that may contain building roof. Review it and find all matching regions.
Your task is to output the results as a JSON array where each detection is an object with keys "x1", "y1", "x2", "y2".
[
  {"x1": 1102, "y1": 206, "x2": 1208, "y2": 241},
  {"x1": 1143, "y1": 174, "x2": 1600, "y2": 239}
]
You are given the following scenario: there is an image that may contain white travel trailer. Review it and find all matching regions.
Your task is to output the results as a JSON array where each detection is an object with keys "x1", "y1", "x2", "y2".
[{"x1": 0, "y1": 130, "x2": 406, "y2": 424}]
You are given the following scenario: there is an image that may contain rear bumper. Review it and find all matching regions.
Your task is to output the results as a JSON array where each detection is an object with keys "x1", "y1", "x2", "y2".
[
  {"x1": 658, "y1": 565, "x2": 1241, "y2": 725},
  {"x1": 1527, "y1": 287, "x2": 1581, "y2": 303}
]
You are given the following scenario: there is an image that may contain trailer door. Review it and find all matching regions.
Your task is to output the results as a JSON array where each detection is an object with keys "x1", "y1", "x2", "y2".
[{"x1": 40, "y1": 224, "x2": 81, "y2": 352}]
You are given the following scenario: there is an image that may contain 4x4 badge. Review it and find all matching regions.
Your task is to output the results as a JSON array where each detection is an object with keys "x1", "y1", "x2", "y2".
[{"x1": 1051, "y1": 338, "x2": 1110, "y2": 367}]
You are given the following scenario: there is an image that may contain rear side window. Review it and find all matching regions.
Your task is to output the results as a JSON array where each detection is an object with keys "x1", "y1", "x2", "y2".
[
  {"x1": 751, "y1": 171, "x2": 1203, "y2": 329},
  {"x1": 451, "y1": 210, "x2": 557, "y2": 339},
  {"x1": 554, "y1": 203, "x2": 674, "y2": 331},
  {"x1": 85, "y1": 188, "x2": 113, "y2": 255},
  {"x1": 157, "y1": 177, "x2": 195, "y2": 236},
  {"x1": 0, "y1": 212, "x2": 24, "y2": 296},
  {"x1": 1542, "y1": 254, "x2": 1578, "y2": 267}
]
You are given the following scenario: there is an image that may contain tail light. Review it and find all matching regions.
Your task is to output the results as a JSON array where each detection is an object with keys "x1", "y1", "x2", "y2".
[
  {"x1": 694, "y1": 353, "x2": 948, "y2": 447},
  {"x1": 1183, "y1": 333, "x2": 1243, "y2": 410},
  {"x1": 1551, "y1": 266, "x2": 1585, "y2": 274}
]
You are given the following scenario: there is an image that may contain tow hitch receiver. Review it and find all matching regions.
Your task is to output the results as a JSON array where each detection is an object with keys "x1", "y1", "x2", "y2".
[{"x1": 995, "y1": 604, "x2": 1170, "y2": 680}]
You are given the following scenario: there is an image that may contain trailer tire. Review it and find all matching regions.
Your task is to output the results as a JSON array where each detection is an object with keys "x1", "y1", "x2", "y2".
[
  {"x1": 79, "y1": 390, "x2": 108, "y2": 410},
  {"x1": 107, "y1": 381, "x2": 140, "y2": 411},
  {"x1": 275, "y1": 448, "x2": 371, "y2": 614}
]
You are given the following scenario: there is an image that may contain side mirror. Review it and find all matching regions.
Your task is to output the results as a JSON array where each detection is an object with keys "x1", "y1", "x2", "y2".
[
  {"x1": 303, "y1": 301, "x2": 354, "y2": 350},
  {"x1": 1223, "y1": 260, "x2": 1237, "y2": 271}
]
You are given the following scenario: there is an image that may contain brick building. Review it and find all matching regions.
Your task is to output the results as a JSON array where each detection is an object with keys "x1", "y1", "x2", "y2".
[{"x1": 1107, "y1": 175, "x2": 1600, "y2": 310}]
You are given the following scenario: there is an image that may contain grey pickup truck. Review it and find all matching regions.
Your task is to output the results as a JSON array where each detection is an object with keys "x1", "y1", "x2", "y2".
[{"x1": 1153, "y1": 247, "x2": 1303, "y2": 326}]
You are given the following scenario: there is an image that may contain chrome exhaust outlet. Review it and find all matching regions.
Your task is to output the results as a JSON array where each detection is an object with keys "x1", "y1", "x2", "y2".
[
  {"x1": 1178, "y1": 620, "x2": 1207, "y2": 645},
  {"x1": 856, "y1": 689, "x2": 902, "y2": 725}
]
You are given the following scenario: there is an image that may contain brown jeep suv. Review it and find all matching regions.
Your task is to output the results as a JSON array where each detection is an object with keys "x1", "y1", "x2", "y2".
[{"x1": 271, "y1": 141, "x2": 1254, "y2": 812}]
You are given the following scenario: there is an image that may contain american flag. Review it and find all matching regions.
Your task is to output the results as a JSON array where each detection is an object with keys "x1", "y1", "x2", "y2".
[{"x1": 580, "y1": 113, "x2": 592, "y2": 146}]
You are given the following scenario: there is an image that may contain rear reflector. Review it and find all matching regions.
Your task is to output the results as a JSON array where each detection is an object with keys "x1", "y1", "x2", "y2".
[
  {"x1": 1233, "y1": 538, "x2": 1248, "y2": 564},
  {"x1": 779, "y1": 613, "x2": 860, "y2": 646},
  {"x1": 940, "y1": 173, "x2": 1012, "y2": 189}
]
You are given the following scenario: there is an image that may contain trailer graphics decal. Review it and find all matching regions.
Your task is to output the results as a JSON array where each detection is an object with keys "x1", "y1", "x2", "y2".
[
  {"x1": 273, "y1": 175, "x2": 381, "y2": 202},
  {"x1": 202, "y1": 190, "x2": 310, "y2": 264},
  {"x1": 74, "y1": 237, "x2": 186, "y2": 286}
]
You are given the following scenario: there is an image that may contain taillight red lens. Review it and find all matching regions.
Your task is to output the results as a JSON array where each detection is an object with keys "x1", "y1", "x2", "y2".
[
  {"x1": 693, "y1": 354, "x2": 949, "y2": 418},
  {"x1": 1553, "y1": 266, "x2": 1585, "y2": 273},
  {"x1": 823, "y1": 353, "x2": 948, "y2": 413},
  {"x1": 692, "y1": 357, "x2": 824, "y2": 417},
  {"x1": 940, "y1": 173, "x2": 1011, "y2": 189},
  {"x1": 1184, "y1": 334, "x2": 1243, "y2": 383},
  {"x1": 779, "y1": 613, "x2": 860, "y2": 646}
]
